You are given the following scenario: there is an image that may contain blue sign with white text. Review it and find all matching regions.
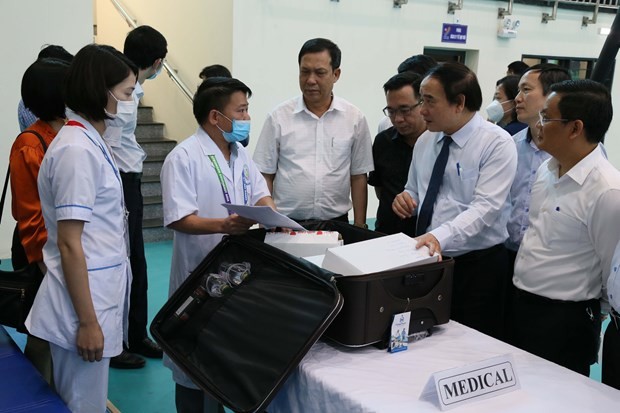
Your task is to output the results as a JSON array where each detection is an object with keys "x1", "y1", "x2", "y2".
[{"x1": 442, "y1": 23, "x2": 468, "y2": 44}]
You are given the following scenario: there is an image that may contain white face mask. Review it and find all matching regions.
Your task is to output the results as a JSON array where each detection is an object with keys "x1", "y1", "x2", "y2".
[
  {"x1": 485, "y1": 99, "x2": 512, "y2": 123},
  {"x1": 104, "y1": 90, "x2": 137, "y2": 145}
]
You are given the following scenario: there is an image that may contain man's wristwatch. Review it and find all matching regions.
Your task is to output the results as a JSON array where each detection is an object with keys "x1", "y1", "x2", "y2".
[{"x1": 354, "y1": 222, "x2": 368, "y2": 229}]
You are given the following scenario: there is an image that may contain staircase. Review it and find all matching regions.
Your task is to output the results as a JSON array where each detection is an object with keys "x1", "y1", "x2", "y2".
[{"x1": 136, "y1": 106, "x2": 176, "y2": 242}]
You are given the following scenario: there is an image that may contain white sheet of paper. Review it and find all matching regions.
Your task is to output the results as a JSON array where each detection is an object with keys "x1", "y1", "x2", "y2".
[{"x1": 222, "y1": 204, "x2": 306, "y2": 231}]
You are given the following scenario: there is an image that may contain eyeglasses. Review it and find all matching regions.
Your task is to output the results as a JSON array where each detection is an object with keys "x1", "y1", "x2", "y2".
[
  {"x1": 383, "y1": 101, "x2": 423, "y2": 118},
  {"x1": 538, "y1": 112, "x2": 570, "y2": 126}
]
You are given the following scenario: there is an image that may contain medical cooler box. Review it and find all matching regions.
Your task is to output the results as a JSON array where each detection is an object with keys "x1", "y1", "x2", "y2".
[
  {"x1": 150, "y1": 235, "x2": 343, "y2": 413},
  {"x1": 265, "y1": 220, "x2": 453, "y2": 348}
]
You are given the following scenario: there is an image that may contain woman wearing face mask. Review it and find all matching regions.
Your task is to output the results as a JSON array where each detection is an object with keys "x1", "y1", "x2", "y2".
[
  {"x1": 485, "y1": 75, "x2": 527, "y2": 136},
  {"x1": 25, "y1": 44, "x2": 137, "y2": 412}
]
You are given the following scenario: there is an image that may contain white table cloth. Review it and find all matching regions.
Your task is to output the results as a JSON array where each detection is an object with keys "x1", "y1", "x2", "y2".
[{"x1": 269, "y1": 321, "x2": 620, "y2": 412}]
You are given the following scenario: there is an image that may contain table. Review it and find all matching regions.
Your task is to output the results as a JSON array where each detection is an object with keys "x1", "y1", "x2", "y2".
[
  {"x1": 269, "y1": 321, "x2": 620, "y2": 412},
  {"x1": 0, "y1": 326, "x2": 69, "y2": 412}
]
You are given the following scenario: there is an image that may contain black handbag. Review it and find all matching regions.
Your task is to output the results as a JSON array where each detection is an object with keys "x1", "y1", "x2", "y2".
[{"x1": 0, "y1": 130, "x2": 47, "y2": 333}]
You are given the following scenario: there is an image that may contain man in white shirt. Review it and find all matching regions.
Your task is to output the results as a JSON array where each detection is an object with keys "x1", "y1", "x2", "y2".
[
  {"x1": 109, "y1": 26, "x2": 168, "y2": 368},
  {"x1": 161, "y1": 77, "x2": 275, "y2": 413},
  {"x1": 393, "y1": 62, "x2": 517, "y2": 339},
  {"x1": 512, "y1": 79, "x2": 620, "y2": 376},
  {"x1": 253, "y1": 38, "x2": 373, "y2": 227},
  {"x1": 506, "y1": 64, "x2": 570, "y2": 256}
]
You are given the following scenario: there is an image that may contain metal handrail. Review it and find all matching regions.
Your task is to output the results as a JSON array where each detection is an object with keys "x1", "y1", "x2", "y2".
[{"x1": 110, "y1": 0, "x2": 193, "y2": 103}]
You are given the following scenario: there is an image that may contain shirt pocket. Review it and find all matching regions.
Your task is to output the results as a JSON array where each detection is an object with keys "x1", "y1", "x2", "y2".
[
  {"x1": 86, "y1": 255, "x2": 125, "y2": 313},
  {"x1": 328, "y1": 137, "x2": 352, "y2": 170},
  {"x1": 546, "y1": 209, "x2": 587, "y2": 247}
]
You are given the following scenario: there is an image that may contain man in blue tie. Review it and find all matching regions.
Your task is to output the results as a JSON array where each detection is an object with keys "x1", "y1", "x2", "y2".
[{"x1": 393, "y1": 62, "x2": 517, "y2": 339}]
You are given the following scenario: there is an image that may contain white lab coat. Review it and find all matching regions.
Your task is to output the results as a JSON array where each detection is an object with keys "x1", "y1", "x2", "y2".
[
  {"x1": 160, "y1": 126, "x2": 270, "y2": 387},
  {"x1": 26, "y1": 112, "x2": 131, "y2": 358}
]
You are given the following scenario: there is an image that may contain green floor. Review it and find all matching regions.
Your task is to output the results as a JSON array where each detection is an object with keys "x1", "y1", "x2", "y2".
[{"x1": 1, "y1": 235, "x2": 610, "y2": 412}]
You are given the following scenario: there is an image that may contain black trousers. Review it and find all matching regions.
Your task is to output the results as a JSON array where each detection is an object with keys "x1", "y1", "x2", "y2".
[
  {"x1": 175, "y1": 384, "x2": 224, "y2": 413},
  {"x1": 602, "y1": 311, "x2": 620, "y2": 390},
  {"x1": 121, "y1": 172, "x2": 149, "y2": 347},
  {"x1": 512, "y1": 287, "x2": 601, "y2": 376},
  {"x1": 450, "y1": 244, "x2": 510, "y2": 340}
]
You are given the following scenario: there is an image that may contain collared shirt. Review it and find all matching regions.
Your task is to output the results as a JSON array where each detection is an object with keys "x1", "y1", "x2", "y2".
[
  {"x1": 502, "y1": 119, "x2": 527, "y2": 136},
  {"x1": 404, "y1": 113, "x2": 517, "y2": 256},
  {"x1": 17, "y1": 99, "x2": 38, "y2": 132},
  {"x1": 253, "y1": 95, "x2": 374, "y2": 220},
  {"x1": 514, "y1": 145, "x2": 620, "y2": 308},
  {"x1": 10, "y1": 120, "x2": 58, "y2": 264},
  {"x1": 368, "y1": 127, "x2": 416, "y2": 236},
  {"x1": 161, "y1": 126, "x2": 270, "y2": 388},
  {"x1": 505, "y1": 128, "x2": 550, "y2": 251},
  {"x1": 110, "y1": 82, "x2": 147, "y2": 173},
  {"x1": 27, "y1": 111, "x2": 131, "y2": 357}
]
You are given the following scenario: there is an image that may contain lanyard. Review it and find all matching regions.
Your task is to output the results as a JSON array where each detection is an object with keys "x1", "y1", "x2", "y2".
[
  {"x1": 208, "y1": 154, "x2": 231, "y2": 205},
  {"x1": 208, "y1": 154, "x2": 250, "y2": 208}
]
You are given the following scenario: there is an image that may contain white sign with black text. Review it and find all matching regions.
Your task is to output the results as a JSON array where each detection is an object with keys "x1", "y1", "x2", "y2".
[{"x1": 419, "y1": 354, "x2": 520, "y2": 410}]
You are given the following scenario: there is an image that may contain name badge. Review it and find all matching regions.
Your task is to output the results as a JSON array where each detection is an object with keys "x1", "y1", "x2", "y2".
[{"x1": 420, "y1": 354, "x2": 520, "y2": 410}]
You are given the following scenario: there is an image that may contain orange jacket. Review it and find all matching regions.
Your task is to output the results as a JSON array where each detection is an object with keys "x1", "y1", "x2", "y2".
[{"x1": 10, "y1": 120, "x2": 57, "y2": 264}]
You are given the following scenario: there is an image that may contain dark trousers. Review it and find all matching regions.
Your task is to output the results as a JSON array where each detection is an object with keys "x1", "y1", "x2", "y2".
[
  {"x1": 121, "y1": 172, "x2": 149, "y2": 347},
  {"x1": 512, "y1": 288, "x2": 601, "y2": 376},
  {"x1": 602, "y1": 311, "x2": 620, "y2": 390},
  {"x1": 175, "y1": 384, "x2": 224, "y2": 413},
  {"x1": 450, "y1": 244, "x2": 509, "y2": 340}
]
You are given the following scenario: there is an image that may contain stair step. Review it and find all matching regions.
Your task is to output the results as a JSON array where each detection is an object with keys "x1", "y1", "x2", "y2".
[
  {"x1": 139, "y1": 138, "x2": 176, "y2": 158},
  {"x1": 143, "y1": 218, "x2": 173, "y2": 242},
  {"x1": 135, "y1": 122, "x2": 164, "y2": 140},
  {"x1": 144, "y1": 195, "x2": 161, "y2": 204},
  {"x1": 137, "y1": 106, "x2": 154, "y2": 123},
  {"x1": 141, "y1": 180, "x2": 161, "y2": 197}
]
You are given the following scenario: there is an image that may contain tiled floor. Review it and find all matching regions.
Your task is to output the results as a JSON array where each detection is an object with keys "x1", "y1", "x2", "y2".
[{"x1": 1, "y1": 234, "x2": 610, "y2": 412}]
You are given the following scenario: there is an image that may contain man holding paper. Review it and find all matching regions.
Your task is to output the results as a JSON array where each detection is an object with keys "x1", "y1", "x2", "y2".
[
  {"x1": 160, "y1": 77, "x2": 275, "y2": 412},
  {"x1": 392, "y1": 62, "x2": 517, "y2": 340}
]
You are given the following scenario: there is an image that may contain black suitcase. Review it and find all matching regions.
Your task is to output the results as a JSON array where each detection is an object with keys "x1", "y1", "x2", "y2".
[
  {"x1": 150, "y1": 235, "x2": 343, "y2": 413},
  {"x1": 271, "y1": 220, "x2": 454, "y2": 348}
]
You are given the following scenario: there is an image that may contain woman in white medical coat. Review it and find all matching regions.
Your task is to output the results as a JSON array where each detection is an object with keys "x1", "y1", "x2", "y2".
[
  {"x1": 25, "y1": 44, "x2": 137, "y2": 413},
  {"x1": 161, "y1": 77, "x2": 275, "y2": 413}
]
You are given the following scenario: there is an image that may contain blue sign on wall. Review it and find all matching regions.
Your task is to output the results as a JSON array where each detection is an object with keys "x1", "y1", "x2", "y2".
[{"x1": 442, "y1": 23, "x2": 468, "y2": 44}]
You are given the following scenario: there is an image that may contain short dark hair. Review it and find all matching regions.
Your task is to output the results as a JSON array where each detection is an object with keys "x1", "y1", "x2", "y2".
[
  {"x1": 123, "y1": 25, "x2": 168, "y2": 69},
  {"x1": 496, "y1": 75, "x2": 521, "y2": 122},
  {"x1": 383, "y1": 71, "x2": 422, "y2": 97},
  {"x1": 21, "y1": 58, "x2": 70, "y2": 121},
  {"x1": 37, "y1": 45, "x2": 73, "y2": 63},
  {"x1": 193, "y1": 77, "x2": 252, "y2": 125},
  {"x1": 397, "y1": 54, "x2": 437, "y2": 76},
  {"x1": 526, "y1": 63, "x2": 571, "y2": 96},
  {"x1": 65, "y1": 44, "x2": 138, "y2": 122},
  {"x1": 199, "y1": 64, "x2": 232, "y2": 80},
  {"x1": 550, "y1": 79, "x2": 612, "y2": 144},
  {"x1": 298, "y1": 38, "x2": 341, "y2": 70},
  {"x1": 507, "y1": 61, "x2": 529, "y2": 76},
  {"x1": 425, "y1": 62, "x2": 482, "y2": 111}
]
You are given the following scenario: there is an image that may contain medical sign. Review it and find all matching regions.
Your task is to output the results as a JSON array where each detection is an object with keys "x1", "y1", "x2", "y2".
[{"x1": 442, "y1": 23, "x2": 468, "y2": 44}]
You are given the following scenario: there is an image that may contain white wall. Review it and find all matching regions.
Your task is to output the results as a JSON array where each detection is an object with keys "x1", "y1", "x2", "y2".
[
  {"x1": 95, "y1": 0, "x2": 233, "y2": 144},
  {"x1": 0, "y1": 0, "x2": 93, "y2": 258},
  {"x1": 232, "y1": 0, "x2": 620, "y2": 220}
]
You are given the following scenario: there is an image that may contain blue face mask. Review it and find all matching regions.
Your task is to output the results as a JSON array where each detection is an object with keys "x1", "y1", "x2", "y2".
[
  {"x1": 147, "y1": 61, "x2": 164, "y2": 80},
  {"x1": 216, "y1": 112, "x2": 251, "y2": 143}
]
